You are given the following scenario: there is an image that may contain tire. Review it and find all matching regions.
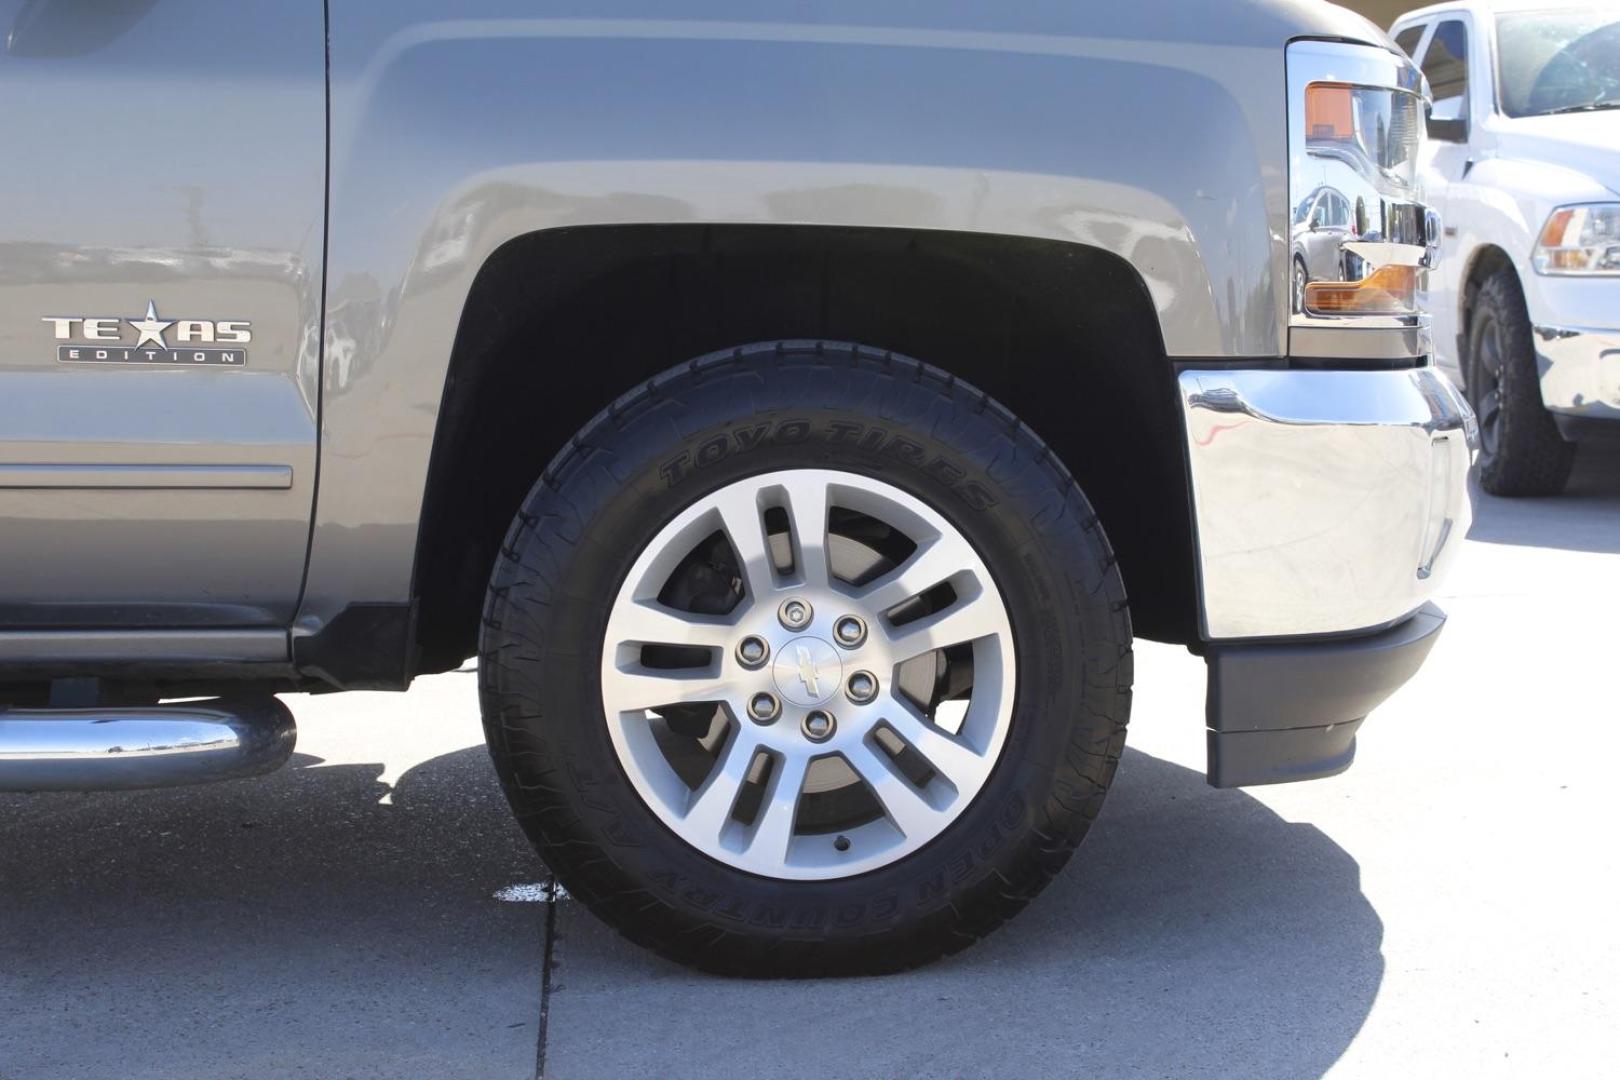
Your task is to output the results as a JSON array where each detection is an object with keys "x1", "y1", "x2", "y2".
[
  {"x1": 1292, "y1": 256, "x2": 1309, "y2": 315},
  {"x1": 478, "y1": 341, "x2": 1132, "y2": 976},
  {"x1": 1466, "y1": 268, "x2": 1575, "y2": 496}
]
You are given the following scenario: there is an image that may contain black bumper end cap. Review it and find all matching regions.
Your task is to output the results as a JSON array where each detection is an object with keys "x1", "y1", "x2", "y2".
[{"x1": 1204, "y1": 602, "x2": 1446, "y2": 788}]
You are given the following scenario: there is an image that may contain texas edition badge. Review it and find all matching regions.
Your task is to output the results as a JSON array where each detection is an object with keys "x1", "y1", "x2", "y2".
[{"x1": 43, "y1": 301, "x2": 251, "y2": 366}]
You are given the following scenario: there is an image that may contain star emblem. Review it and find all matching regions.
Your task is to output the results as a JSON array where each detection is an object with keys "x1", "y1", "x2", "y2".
[{"x1": 126, "y1": 301, "x2": 174, "y2": 349}]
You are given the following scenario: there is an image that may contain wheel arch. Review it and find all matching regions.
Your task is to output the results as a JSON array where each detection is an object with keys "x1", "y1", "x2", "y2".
[{"x1": 409, "y1": 224, "x2": 1201, "y2": 674}]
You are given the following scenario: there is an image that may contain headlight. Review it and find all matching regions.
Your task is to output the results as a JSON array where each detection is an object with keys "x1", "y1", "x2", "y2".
[
  {"x1": 1304, "y1": 83, "x2": 1421, "y2": 191},
  {"x1": 1288, "y1": 41, "x2": 1431, "y2": 322},
  {"x1": 1534, "y1": 204, "x2": 1620, "y2": 276}
]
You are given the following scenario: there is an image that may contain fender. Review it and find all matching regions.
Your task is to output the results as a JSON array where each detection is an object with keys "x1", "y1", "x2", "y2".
[
  {"x1": 1434, "y1": 154, "x2": 1615, "y2": 374},
  {"x1": 298, "y1": 1, "x2": 1378, "y2": 633}
]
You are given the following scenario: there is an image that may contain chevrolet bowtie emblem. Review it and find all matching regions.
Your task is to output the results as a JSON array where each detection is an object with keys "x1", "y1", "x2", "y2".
[{"x1": 795, "y1": 645, "x2": 822, "y2": 697}]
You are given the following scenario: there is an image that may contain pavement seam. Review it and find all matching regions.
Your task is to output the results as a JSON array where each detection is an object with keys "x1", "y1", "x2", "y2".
[{"x1": 534, "y1": 873, "x2": 560, "y2": 1079}]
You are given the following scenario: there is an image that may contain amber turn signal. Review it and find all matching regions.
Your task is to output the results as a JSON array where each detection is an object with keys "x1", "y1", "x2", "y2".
[
  {"x1": 1303, "y1": 264, "x2": 1419, "y2": 316},
  {"x1": 1538, "y1": 208, "x2": 1577, "y2": 248}
]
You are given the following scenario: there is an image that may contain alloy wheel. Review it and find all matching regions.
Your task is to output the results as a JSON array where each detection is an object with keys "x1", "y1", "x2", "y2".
[{"x1": 599, "y1": 469, "x2": 1016, "y2": 881}]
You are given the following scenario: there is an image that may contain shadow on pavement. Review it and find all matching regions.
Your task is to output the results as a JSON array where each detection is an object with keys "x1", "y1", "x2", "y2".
[
  {"x1": 1466, "y1": 449, "x2": 1620, "y2": 554},
  {"x1": 0, "y1": 740, "x2": 1385, "y2": 1079},
  {"x1": 0, "y1": 745, "x2": 543, "y2": 1080},
  {"x1": 544, "y1": 748, "x2": 1384, "y2": 1080}
]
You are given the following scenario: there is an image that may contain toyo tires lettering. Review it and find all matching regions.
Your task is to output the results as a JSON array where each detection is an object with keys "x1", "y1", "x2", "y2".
[{"x1": 658, "y1": 418, "x2": 997, "y2": 510}]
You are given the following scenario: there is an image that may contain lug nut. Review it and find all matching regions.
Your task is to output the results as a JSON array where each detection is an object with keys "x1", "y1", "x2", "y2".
[
  {"x1": 846, "y1": 671, "x2": 878, "y2": 704},
  {"x1": 778, "y1": 598, "x2": 813, "y2": 630},
  {"x1": 736, "y1": 635, "x2": 770, "y2": 669},
  {"x1": 833, "y1": 615, "x2": 867, "y2": 648},
  {"x1": 802, "y1": 709, "x2": 836, "y2": 742},
  {"x1": 747, "y1": 692, "x2": 781, "y2": 724}
]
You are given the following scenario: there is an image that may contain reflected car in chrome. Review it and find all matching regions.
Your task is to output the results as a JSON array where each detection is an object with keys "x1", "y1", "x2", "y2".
[{"x1": 1290, "y1": 185, "x2": 1359, "y2": 312}]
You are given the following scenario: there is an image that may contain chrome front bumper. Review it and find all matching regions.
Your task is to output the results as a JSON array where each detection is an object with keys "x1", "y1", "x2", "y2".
[
  {"x1": 1536, "y1": 325, "x2": 1620, "y2": 420},
  {"x1": 1179, "y1": 367, "x2": 1476, "y2": 640}
]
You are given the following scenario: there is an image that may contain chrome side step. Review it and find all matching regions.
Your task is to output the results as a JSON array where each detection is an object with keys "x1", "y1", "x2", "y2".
[{"x1": 0, "y1": 697, "x2": 296, "y2": 792}]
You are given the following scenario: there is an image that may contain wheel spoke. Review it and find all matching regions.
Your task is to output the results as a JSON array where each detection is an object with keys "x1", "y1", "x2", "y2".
[
  {"x1": 842, "y1": 740, "x2": 943, "y2": 838},
  {"x1": 858, "y1": 533, "x2": 970, "y2": 614},
  {"x1": 745, "y1": 751, "x2": 810, "y2": 863},
  {"x1": 885, "y1": 587, "x2": 1004, "y2": 661},
  {"x1": 608, "y1": 600, "x2": 733, "y2": 649},
  {"x1": 1481, "y1": 327, "x2": 1502, "y2": 375},
  {"x1": 681, "y1": 727, "x2": 759, "y2": 841},
  {"x1": 713, "y1": 487, "x2": 776, "y2": 603},
  {"x1": 780, "y1": 475, "x2": 831, "y2": 589},
  {"x1": 881, "y1": 694, "x2": 982, "y2": 789},
  {"x1": 601, "y1": 665, "x2": 730, "y2": 713}
]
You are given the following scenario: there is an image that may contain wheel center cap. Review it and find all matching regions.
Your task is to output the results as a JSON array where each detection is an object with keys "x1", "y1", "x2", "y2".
[{"x1": 771, "y1": 636, "x2": 843, "y2": 708}]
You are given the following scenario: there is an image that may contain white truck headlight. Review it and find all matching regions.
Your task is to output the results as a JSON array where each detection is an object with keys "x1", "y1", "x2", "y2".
[
  {"x1": 1288, "y1": 41, "x2": 1430, "y2": 322},
  {"x1": 1534, "y1": 204, "x2": 1620, "y2": 276}
]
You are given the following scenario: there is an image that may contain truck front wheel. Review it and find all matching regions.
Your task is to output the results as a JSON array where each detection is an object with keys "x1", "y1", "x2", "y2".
[
  {"x1": 1467, "y1": 268, "x2": 1575, "y2": 496},
  {"x1": 477, "y1": 342, "x2": 1131, "y2": 975}
]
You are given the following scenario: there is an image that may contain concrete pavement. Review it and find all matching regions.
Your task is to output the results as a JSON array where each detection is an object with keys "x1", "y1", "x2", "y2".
[{"x1": 3, "y1": 455, "x2": 1618, "y2": 1079}]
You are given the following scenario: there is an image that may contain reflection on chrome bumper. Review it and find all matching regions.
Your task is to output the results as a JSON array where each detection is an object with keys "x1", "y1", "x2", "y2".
[
  {"x1": 1535, "y1": 325, "x2": 1620, "y2": 419},
  {"x1": 1289, "y1": 322, "x2": 1432, "y2": 362},
  {"x1": 1180, "y1": 367, "x2": 1475, "y2": 639}
]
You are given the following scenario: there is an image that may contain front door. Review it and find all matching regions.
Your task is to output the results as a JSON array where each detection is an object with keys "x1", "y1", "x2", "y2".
[{"x1": 0, "y1": 0, "x2": 325, "y2": 628}]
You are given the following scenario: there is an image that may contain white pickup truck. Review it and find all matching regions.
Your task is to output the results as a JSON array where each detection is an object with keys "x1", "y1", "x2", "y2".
[{"x1": 1393, "y1": 1, "x2": 1620, "y2": 494}]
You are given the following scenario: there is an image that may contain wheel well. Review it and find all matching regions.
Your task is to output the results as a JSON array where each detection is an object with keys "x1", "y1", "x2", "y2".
[{"x1": 411, "y1": 225, "x2": 1199, "y2": 673}]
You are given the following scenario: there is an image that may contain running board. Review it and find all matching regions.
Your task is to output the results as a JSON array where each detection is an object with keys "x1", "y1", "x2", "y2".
[{"x1": 0, "y1": 697, "x2": 296, "y2": 792}]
